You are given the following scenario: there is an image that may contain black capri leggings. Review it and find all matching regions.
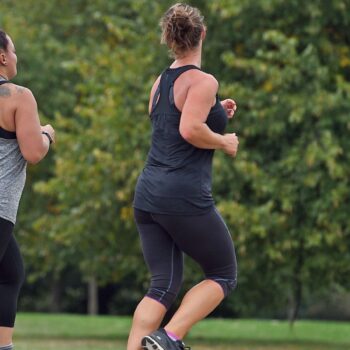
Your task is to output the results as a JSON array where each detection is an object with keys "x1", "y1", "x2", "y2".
[
  {"x1": 134, "y1": 207, "x2": 237, "y2": 310},
  {"x1": 0, "y1": 217, "x2": 25, "y2": 327}
]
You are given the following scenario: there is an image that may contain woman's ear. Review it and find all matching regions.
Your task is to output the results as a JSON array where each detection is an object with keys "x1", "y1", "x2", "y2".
[{"x1": 0, "y1": 51, "x2": 7, "y2": 65}]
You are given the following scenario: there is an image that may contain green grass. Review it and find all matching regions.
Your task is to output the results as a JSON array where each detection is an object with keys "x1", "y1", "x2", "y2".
[{"x1": 13, "y1": 313, "x2": 350, "y2": 350}]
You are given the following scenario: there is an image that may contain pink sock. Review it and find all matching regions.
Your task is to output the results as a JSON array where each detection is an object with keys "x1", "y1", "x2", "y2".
[{"x1": 165, "y1": 330, "x2": 180, "y2": 341}]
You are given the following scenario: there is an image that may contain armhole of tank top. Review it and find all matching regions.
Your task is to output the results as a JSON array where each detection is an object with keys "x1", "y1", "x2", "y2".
[
  {"x1": 150, "y1": 70, "x2": 169, "y2": 117},
  {"x1": 168, "y1": 66, "x2": 201, "y2": 114},
  {"x1": 150, "y1": 83, "x2": 161, "y2": 117}
]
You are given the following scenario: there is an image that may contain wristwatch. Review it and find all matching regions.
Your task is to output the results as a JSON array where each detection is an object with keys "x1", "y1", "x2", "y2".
[{"x1": 42, "y1": 131, "x2": 53, "y2": 144}]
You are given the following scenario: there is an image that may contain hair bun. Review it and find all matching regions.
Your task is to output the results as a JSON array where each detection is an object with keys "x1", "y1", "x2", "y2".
[{"x1": 160, "y1": 3, "x2": 205, "y2": 58}]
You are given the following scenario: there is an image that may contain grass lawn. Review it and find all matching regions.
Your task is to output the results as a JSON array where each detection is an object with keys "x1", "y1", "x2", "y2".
[{"x1": 13, "y1": 313, "x2": 350, "y2": 350}]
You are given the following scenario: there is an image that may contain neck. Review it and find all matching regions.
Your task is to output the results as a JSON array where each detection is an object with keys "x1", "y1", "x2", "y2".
[
  {"x1": 0, "y1": 72, "x2": 8, "y2": 80},
  {"x1": 172, "y1": 46, "x2": 202, "y2": 69}
]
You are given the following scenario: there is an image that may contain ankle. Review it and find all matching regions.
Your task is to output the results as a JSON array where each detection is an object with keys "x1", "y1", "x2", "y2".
[{"x1": 164, "y1": 328, "x2": 181, "y2": 341}]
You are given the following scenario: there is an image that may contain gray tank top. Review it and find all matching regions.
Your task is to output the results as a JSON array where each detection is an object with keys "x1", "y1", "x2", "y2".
[{"x1": 0, "y1": 80, "x2": 27, "y2": 224}]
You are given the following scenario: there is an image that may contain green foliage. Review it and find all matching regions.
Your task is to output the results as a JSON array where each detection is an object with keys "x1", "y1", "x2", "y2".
[{"x1": 206, "y1": 0, "x2": 350, "y2": 317}]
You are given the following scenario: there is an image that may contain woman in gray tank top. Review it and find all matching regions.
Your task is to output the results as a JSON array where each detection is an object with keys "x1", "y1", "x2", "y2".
[{"x1": 0, "y1": 29, "x2": 55, "y2": 350}]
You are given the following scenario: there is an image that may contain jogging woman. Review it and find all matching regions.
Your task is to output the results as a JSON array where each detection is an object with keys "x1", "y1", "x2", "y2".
[
  {"x1": 127, "y1": 3, "x2": 239, "y2": 350},
  {"x1": 0, "y1": 29, "x2": 55, "y2": 350}
]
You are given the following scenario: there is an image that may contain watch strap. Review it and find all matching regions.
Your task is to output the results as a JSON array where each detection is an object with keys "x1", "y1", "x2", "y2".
[{"x1": 42, "y1": 131, "x2": 53, "y2": 144}]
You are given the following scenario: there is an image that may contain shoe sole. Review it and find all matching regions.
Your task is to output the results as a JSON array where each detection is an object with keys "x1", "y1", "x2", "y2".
[{"x1": 141, "y1": 335, "x2": 166, "y2": 350}]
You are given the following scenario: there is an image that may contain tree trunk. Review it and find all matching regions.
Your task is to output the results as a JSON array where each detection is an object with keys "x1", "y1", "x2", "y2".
[
  {"x1": 288, "y1": 237, "x2": 304, "y2": 327},
  {"x1": 87, "y1": 276, "x2": 99, "y2": 315},
  {"x1": 49, "y1": 277, "x2": 62, "y2": 313}
]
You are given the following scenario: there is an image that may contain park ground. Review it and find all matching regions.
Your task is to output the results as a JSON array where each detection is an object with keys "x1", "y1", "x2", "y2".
[{"x1": 13, "y1": 313, "x2": 350, "y2": 350}]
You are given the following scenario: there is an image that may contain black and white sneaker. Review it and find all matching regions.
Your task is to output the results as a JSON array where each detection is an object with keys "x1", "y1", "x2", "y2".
[{"x1": 141, "y1": 328, "x2": 190, "y2": 350}]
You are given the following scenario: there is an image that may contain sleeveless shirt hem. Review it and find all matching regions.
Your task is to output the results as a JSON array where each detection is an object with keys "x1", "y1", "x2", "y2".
[{"x1": 0, "y1": 214, "x2": 16, "y2": 225}]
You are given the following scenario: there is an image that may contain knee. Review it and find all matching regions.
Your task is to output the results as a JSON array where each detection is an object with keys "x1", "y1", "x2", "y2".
[
  {"x1": 147, "y1": 275, "x2": 183, "y2": 310},
  {"x1": 205, "y1": 263, "x2": 237, "y2": 297},
  {"x1": 212, "y1": 277, "x2": 237, "y2": 297}
]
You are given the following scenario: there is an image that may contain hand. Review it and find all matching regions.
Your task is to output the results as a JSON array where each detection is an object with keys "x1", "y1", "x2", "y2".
[
  {"x1": 222, "y1": 133, "x2": 239, "y2": 157},
  {"x1": 41, "y1": 124, "x2": 56, "y2": 144},
  {"x1": 221, "y1": 99, "x2": 237, "y2": 119}
]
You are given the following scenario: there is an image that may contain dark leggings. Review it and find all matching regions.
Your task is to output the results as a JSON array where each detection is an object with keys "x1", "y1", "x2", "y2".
[
  {"x1": 0, "y1": 217, "x2": 25, "y2": 327},
  {"x1": 134, "y1": 207, "x2": 237, "y2": 310}
]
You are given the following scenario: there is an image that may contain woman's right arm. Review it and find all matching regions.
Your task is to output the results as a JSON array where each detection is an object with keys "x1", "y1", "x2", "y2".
[
  {"x1": 15, "y1": 87, "x2": 54, "y2": 164},
  {"x1": 179, "y1": 74, "x2": 239, "y2": 157}
]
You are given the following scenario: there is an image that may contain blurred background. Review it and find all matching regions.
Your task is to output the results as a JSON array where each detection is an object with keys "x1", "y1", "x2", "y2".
[{"x1": 0, "y1": 0, "x2": 349, "y2": 325}]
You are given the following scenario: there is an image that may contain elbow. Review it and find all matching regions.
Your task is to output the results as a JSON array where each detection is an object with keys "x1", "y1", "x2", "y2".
[
  {"x1": 18, "y1": 137, "x2": 49, "y2": 164},
  {"x1": 22, "y1": 148, "x2": 46, "y2": 164},
  {"x1": 24, "y1": 153, "x2": 43, "y2": 164},
  {"x1": 180, "y1": 128, "x2": 194, "y2": 142},
  {"x1": 179, "y1": 124, "x2": 198, "y2": 143}
]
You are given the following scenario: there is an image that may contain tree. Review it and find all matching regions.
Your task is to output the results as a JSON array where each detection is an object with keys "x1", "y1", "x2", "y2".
[
  {"x1": 1, "y1": 0, "x2": 349, "y2": 319},
  {"x1": 12, "y1": 0, "x2": 169, "y2": 314},
  {"x1": 206, "y1": 0, "x2": 350, "y2": 321}
]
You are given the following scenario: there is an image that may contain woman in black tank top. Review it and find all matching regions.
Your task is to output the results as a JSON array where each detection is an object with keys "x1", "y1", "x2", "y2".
[{"x1": 128, "y1": 4, "x2": 239, "y2": 350}]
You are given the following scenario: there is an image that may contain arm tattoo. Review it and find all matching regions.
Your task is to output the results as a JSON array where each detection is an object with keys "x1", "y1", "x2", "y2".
[
  {"x1": 0, "y1": 86, "x2": 11, "y2": 97},
  {"x1": 15, "y1": 86, "x2": 25, "y2": 94}
]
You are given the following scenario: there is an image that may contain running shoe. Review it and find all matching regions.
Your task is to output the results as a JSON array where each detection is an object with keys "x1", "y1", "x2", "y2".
[{"x1": 141, "y1": 328, "x2": 191, "y2": 350}]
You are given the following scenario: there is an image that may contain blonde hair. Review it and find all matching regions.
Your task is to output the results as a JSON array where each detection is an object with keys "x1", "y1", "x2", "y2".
[{"x1": 160, "y1": 3, "x2": 205, "y2": 58}]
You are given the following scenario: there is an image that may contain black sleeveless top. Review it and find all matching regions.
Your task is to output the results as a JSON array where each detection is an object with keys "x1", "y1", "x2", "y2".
[{"x1": 133, "y1": 65, "x2": 228, "y2": 215}]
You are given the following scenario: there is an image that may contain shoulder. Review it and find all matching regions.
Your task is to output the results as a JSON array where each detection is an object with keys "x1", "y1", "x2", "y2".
[
  {"x1": 11, "y1": 84, "x2": 37, "y2": 105},
  {"x1": 0, "y1": 83, "x2": 34, "y2": 99},
  {"x1": 198, "y1": 71, "x2": 218, "y2": 88},
  {"x1": 186, "y1": 70, "x2": 219, "y2": 94},
  {"x1": 185, "y1": 69, "x2": 218, "y2": 87},
  {"x1": 12, "y1": 84, "x2": 34, "y2": 97}
]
